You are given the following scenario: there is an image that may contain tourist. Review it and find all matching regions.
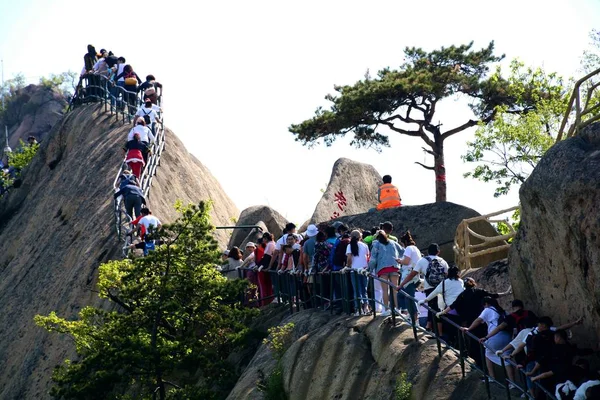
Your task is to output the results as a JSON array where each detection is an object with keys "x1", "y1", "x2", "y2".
[
  {"x1": 123, "y1": 133, "x2": 147, "y2": 179},
  {"x1": 270, "y1": 222, "x2": 297, "y2": 271},
  {"x1": 127, "y1": 118, "x2": 155, "y2": 163},
  {"x1": 380, "y1": 221, "x2": 398, "y2": 242},
  {"x1": 397, "y1": 230, "x2": 421, "y2": 323},
  {"x1": 313, "y1": 230, "x2": 333, "y2": 307},
  {"x1": 116, "y1": 64, "x2": 142, "y2": 114},
  {"x1": 302, "y1": 224, "x2": 319, "y2": 300},
  {"x1": 420, "y1": 265, "x2": 464, "y2": 339},
  {"x1": 256, "y1": 234, "x2": 274, "y2": 305},
  {"x1": 401, "y1": 243, "x2": 448, "y2": 331},
  {"x1": 414, "y1": 282, "x2": 429, "y2": 328},
  {"x1": 461, "y1": 297, "x2": 512, "y2": 381},
  {"x1": 222, "y1": 247, "x2": 243, "y2": 279},
  {"x1": 368, "y1": 231, "x2": 404, "y2": 317},
  {"x1": 376, "y1": 175, "x2": 401, "y2": 211},
  {"x1": 346, "y1": 229, "x2": 370, "y2": 315},
  {"x1": 134, "y1": 98, "x2": 161, "y2": 136},
  {"x1": 113, "y1": 180, "x2": 146, "y2": 218},
  {"x1": 138, "y1": 74, "x2": 163, "y2": 105}
]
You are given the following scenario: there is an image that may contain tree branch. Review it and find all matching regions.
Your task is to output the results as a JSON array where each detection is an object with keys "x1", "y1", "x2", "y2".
[
  {"x1": 421, "y1": 147, "x2": 436, "y2": 156},
  {"x1": 441, "y1": 119, "x2": 480, "y2": 140},
  {"x1": 415, "y1": 161, "x2": 435, "y2": 170}
]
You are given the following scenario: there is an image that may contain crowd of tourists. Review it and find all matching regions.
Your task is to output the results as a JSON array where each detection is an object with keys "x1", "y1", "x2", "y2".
[
  {"x1": 221, "y1": 217, "x2": 599, "y2": 399},
  {"x1": 78, "y1": 45, "x2": 164, "y2": 256}
]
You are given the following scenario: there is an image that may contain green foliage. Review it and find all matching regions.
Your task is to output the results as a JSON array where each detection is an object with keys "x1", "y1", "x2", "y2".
[
  {"x1": 289, "y1": 41, "x2": 509, "y2": 151},
  {"x1": 0, "y1": 74, "x2": 26, "y2": 124},
  {"x1": 259, "y1": 365, "x2": 287, "y2": 400},
  {"x1": 394, "y1": 372, "x2": 412, "y2": 400},
  {"x1": 35, "y1": 202, "x2": 259, "y2": 400},
  {"x1": 496, "y1": 208, "x2": 520, "y2": 242},
  {"x1": 39, "y1": 71, "x2": 78, "y2": 98},
  {"x1": 263, "y1": 323, "x2": 295, "y2": 361},
  {"x1": 1, "y1": 140, "x2": 39, "y2": 189},
  {"x1": 463, "y1": 60, "x2": 568, "y2": 197}
]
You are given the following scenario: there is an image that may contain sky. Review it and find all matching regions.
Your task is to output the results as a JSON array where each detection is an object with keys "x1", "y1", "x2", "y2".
[{"x1": 0, "y1": 0, "x2": 598, "y2": 224}]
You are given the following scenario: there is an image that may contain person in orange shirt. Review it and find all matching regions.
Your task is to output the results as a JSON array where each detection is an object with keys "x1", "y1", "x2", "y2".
[{"x1": 376, "y1": 175, "x2": 401, "y2": 211}]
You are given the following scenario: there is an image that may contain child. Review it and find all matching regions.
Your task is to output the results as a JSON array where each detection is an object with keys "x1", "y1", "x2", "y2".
[{"x1": 415, "y1": 281, "x2": 429, "y2": 328}]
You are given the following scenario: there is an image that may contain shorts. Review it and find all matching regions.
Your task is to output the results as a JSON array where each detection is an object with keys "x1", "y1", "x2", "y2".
[{"x1": 377, "y1": 266, "x2": 399, "y2": 277}]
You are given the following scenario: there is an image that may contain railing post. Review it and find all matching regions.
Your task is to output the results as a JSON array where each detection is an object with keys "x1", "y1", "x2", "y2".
[
  {"x1": 389, "y1": 284, "x2": 396, "y2": 326},
  {"x1": 431, "y1": 312, "x2": 443, "y2": 357},
  {"x1": 479, "y1": 341, "x2": 492, "y2": 399},
  {"x1": 500, "y1": 356, "x2": 512, "y2": 400},
  {"x1": 329, "y1": 272, "x2": 334, "y2": 315},
  {"x1": 369, "y1": 275, "x2": 376, "y2": 319},
  {"x1": 458, "y1": 329, "x2": 466, "y2": 378}
]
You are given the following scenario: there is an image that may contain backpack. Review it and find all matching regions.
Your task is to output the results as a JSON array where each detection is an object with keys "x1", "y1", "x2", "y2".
[
  {"x1": 510, "y1": 310, "x2": 531, "y2": 333},
  {"x1": 142, "y1": 109, "x2": 152, "y2": 125},
  {"x1": 424, "y1": 256, "x2": 445, "y2": 287},
  {"x1": 332, "y1": 236, "x2": 351, "y2": 267},
  {"x1": 124, "y1": 71, "x2": 137, "y2": 86},
  {"x1": 314, "y1": 242, "x2": 332, "y2": 272}
]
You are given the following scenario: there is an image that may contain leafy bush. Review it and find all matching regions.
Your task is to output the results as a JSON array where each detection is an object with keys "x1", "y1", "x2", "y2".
[
  {"x1": 263, "y1": 323, "x2": 295, "y2": 361},
  {"x1": 395, "y1": 372, "x2": 412, "y2": 400}
]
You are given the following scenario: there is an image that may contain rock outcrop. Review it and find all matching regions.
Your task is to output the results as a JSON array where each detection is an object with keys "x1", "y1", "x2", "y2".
[
  {"x1": 334, "y1": 202, "x2": 501, "y2": 267},
  {"x1": 0, "y1": 104, "x2": 238, "y2": 399},
  {"x1": 308, "y1": 158, "x2": 382, "y2": 225},
  {"x1": 228, "y1": 309, "x2": 498, "y2": 400},
  {"x1": 228, "y1": 205, "x2": 289, "y2": 249},
  {"x1": 4, "y1": 84, "x2": 67, "y2": 148},
  {"x1": 509, "y1": 122, "x2": 600, "y2": 348}
]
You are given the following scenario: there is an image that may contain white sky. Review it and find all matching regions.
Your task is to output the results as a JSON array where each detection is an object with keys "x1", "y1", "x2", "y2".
[{"x1": 0, "y1": 0, "x2": 597, "y2": 224}]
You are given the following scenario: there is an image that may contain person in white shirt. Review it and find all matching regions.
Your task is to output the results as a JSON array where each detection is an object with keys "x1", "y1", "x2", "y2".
[
  {"x1": 138, "y1": 210, "x2": 161, "y2": 232},
  {"x1": 414, "y1": 282, "x2": 429, "y2": 326},
  {"x1": 397, "y1": 231, "x2": 422, "y2": 322},
  {"x1": 399, "y1": 243, "x2": 448, "y2": 330},
  {"x1": 270, "y1": 223, "x2": 297, "y2": 270},
  {"x1": 345, "y1": 230, "x2": 370, "y2": 315},
  {"x1": 134, "y1": 99, "x2": 162, "y2": 135},
  {"x1": 127, "y1": 119, "x2": 155, "y2": 163},
  {"x1": 419, "y1": 266, "x2": 464, "y2": 337}
]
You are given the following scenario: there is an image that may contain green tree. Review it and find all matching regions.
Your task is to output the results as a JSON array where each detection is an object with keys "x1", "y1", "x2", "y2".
[
  {"x1": 35, "y1": 202, "x2": 257, "y2": 400},
  {"x1": 462, "y1": 60, "x2": 568, "y2": 197},
  {"x1": 289, "y1": 41, "x2": 536, "y2": 202},
  {"x1": 39, "y1": 71, "x2": 78, "y2": 98}
]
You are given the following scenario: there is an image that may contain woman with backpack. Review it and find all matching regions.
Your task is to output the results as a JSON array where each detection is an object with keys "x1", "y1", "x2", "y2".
[
  {"x1": 461, "y1": 296, "x2": 512, "y2": 380},
  {"x1": 123, "y1": 132, "x2": 147, "y2": 179},
  {"x1": 116, "y1": 64, "x2": 142, "y2": 114},
  {"x1": 368, "y1": 231, "x2": 404, "y2": 317},
  {"x1": 419, "y1": 266, "x2": 464, "y2": 340}
]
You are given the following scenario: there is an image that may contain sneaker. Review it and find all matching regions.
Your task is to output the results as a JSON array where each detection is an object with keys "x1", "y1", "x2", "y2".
[
  {"x1": 380, "y1": 309, "x2": 392, "y2": 317},
  {"x1": 353, "y1": 312, "x2": 360, "y2": 317}
]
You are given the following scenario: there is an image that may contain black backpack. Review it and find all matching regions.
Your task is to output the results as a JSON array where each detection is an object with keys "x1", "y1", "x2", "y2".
[
  {"x1": 332, "y1": 236, "x2": 351, "y2": 267},
  {"x1": 142, "y1": 109, "x2": 152, "y2": 125},
  {"x1": 424, "y1": 256, "x2": 446, "y2": 287}
]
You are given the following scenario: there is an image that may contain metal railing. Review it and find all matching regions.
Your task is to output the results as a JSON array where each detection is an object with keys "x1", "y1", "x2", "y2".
[
  {"x1": 69, "y1": 72, "x2": 166, "y2": 255},
  {"x1": 233, "y1": 267, "x2": 558, "y2": 400}
]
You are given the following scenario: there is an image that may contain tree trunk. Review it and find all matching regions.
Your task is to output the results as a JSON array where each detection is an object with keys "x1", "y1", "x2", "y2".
[{"x1": 433, "y1": 141, "x2": 446, "y2": 202}]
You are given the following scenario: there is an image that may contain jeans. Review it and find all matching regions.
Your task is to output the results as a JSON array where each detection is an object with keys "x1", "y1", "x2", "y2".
[
  {"x1": 351, "y1": 272, "x2": 368, "y2": 309},
  {"x1": 398, "y1": 282, "x2": 417, "y2": 316}
]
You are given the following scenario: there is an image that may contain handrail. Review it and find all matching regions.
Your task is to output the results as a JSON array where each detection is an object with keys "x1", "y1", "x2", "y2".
[
  {"x1": 68, "y1": 71, "x2": 166, "y2": 251},
  {"x1": 556, "y1": 66, "x2": 600, "y2": 142},
  {"x1": 234, "y1": 267, "x2": 558, "y2": 400}
]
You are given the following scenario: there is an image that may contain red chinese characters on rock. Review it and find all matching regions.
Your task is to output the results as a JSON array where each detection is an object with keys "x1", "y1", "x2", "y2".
[{"x1": 330, "y1": 191, "x2": 348, "y2": 220}]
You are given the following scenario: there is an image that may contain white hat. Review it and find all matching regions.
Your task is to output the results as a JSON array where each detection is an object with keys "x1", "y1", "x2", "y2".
[
  {"x1": 245, "y1": 242, "x2": 256, "y2": 248},
  {"x1": 222, "y1": 250, "x2": 229, "y2": 256},
  {"x1": 305, "y1": 224, "x2": 319, "y2": 237}
]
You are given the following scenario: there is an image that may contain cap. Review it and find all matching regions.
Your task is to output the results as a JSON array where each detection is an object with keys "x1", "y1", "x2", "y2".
[
  {"x1": 245, "y1": 242, "x2": 256, "y2": 248},
  {"x1": 222, "y1": 250, "x2": 230, "y2": 256}
]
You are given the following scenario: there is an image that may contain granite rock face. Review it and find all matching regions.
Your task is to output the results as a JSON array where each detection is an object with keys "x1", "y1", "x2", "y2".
[{"x1": 509, "y1": 122, "x2": 600, "y2": 348}]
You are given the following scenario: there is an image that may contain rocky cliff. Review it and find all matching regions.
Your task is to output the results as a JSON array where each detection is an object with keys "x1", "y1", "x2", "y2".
[
  {"x1": 509, "y1": 122, "x2": 600, "y2": 348},
  {"x1": 0, "y1": 104, "x2": 238, "y2": 399},
  {"x1": 3, "y1": 84, "x2": 67, "y2": 148},
  {"x1": 228, "y1": 309, "x2": 498, "y2": 400}
]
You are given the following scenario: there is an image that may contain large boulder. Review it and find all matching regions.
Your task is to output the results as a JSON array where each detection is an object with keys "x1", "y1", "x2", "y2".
[
  {"x1": 463, "y1": 259, "x2": 513, "y2": 310},
  {"x1": 228, "y1": 206, "x2": 289, "y2": 249},
  {"x1": 334, "y1": 202, "x2": 502, "y2": 267},
  {"x1": 228, "y1": 309, "x2": 498, "y2": 400},
  {"x1": 509, "y1": 122, "x2": 600, "y2": 348},
  {"x1": 308, "y1": 158, "x2": 382, "y2": 225},
  {"x1": 4, "y1": 84, "x2": 67, "y2": 148}
]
